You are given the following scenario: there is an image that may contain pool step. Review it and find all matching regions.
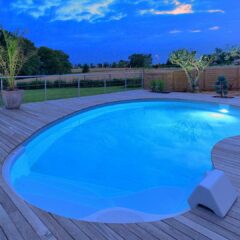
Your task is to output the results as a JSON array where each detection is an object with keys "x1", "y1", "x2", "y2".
[
  {"x1": 15, "y1": 171, "x2": 132, "y2": 197},
  {"x1": 13, "y1": 172, "x2": 191, "y2": 220},
  {"x1": 14, "y1": 172, "x2": 119, "y2": 219}
]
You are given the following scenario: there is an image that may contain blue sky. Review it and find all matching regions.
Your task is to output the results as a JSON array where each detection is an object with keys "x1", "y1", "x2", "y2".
[{"x1": 0, "y1": 0, "x2": 239, "y2": 64}]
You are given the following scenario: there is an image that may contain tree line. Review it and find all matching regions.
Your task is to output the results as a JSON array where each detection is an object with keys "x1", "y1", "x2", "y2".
[
  {"x1": 1, "y1": 29, "x2": 240, "y2": 76},
  {"x1": 0, "y1": 29, "x2": 72, "y2": 76},
  {"x1": 75, "y1": 54, "x2": 153, "y2": 73},
  {"x1": 76, "y1": 47, "x2": 240, "y2": 73}
]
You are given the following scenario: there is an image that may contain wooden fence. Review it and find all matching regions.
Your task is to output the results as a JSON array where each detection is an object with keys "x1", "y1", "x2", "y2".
[{"x1": 144, "y1": 66, "x2": 240, "y2": 92}]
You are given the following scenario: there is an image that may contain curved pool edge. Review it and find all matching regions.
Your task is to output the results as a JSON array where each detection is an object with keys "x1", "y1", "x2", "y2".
[
  {"x1": 1, "y1": 93, "x2": 240, "y2": 224},
  {"x1": 2, "y1": 144, "x2": 191, "y2": 223},
  {"x1": 82, "y1": 207, "x2": 189, "y2": 224}
]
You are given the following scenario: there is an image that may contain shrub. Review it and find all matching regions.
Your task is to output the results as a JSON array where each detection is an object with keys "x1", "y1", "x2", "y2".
[
  {"x1": 150, "y1": 79, "x2": 156, "y2": 91},
  {"x1": 127, "y1": 78, "x2": 142, "y2": 88},
  {"x1": 13, "y1": 78, "x2": 142, "y2": 90},
  {"x1": 215, "y1": 75, "x2": 228, "y2": 97},
  {"x1": 17, "y1": 80, "x2": 44, "y2": 89},
  {"x1": 54, "y1": 80, "x2": 67, "y2": 88},
  {"x1": 15, "y1": 79, "x2": 122, "y2": 89},
  {"x1": 150, "y1": 79, "x2": 165, "y2": 92},
  {"x1": 82, "y1": 64, "x2": 90, "y2": 73}
]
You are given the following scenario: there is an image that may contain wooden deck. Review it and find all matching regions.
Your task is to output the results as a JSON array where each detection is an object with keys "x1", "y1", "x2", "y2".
[{"x1": 0, "y1": 90, "x2": 240, "y2": 240}]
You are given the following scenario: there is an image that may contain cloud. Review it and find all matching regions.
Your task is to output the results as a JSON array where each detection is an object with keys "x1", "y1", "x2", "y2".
[
  {"x1": 190, "y1": 29, "x2": 202, "y2": 33},
  {"x1": 140, "y1": 0, "x2": 194, "y2": 16},
  {"x1": 11, "y1": 0, "x2": 226, "y2": 23},
  {"x1": 12, "y1": 0, "x2": 61, "y2": 18},
  {"x1": 169, "y1": 29, "x2": 182, "y2": 34},
  {"x1": 139, "y1": 0, "x2": 225, "y2": 16},
  {"x1": 169, "y1": 25, "x2": 221, "y2": 34},
  {"x1": 209, "y1": 26, "x2": 221, "y2": 31},
  {"x1": 207, "y1": 9, "x2": 225, "y2": 14},
  {"x1": 53, "y1": 0, "x2": 115, "y2": 22},
  {"x1": 12, "y1": 0, "x2": 119, "y2": 22},
  {"x1": 108, "y1": 13, "x2": 126, "y2": 21}
]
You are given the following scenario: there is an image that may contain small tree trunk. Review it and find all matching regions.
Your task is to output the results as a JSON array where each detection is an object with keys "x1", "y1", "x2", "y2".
[
  {"x1": 192, "y1": 82, "x2": 199, "y2": 93},
  {"x1": 183, "y1": 70, "x2": 193, "y2": 92},
  {"x1": 193, "y1": 78, "x2": 200, "y2": 93},
  {"x1": 192, "y1": 70, "x2": 201, "y2": 93}
]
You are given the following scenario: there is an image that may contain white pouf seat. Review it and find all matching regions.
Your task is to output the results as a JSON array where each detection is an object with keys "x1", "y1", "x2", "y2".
[{"x1": 188, "y1": 170, "x2": 237, "y2": 217}]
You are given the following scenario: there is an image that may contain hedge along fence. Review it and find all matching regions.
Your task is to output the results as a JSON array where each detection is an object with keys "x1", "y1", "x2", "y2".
[
  {"x1": 14, "y1": 78, "x2": 142, "y2": 90},
  {"x1": 144, "y1": 66, "x2": 240, "y2": 92},
  {"x1": 0, "y1": 71, "x2": 143, "y2": 90}
]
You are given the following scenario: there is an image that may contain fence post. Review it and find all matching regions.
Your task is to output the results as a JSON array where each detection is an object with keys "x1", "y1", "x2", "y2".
[
  {"x1": 0, "y1": 78, "x2": 3, "y2": 92},
  {"x1": 78, "y1": 76, "x2": 81, "y2": 97},
  {"x1": 141, "y1": 69, "x2": 144, "y2": 89},
  {"x1": 108, "y1": 74, "x2": 112, "y2": 93},
  {"x1": 125, "y1": 74, "x2": 127, "y2": 90},
  {"x1": 0, "y1": 78, "x2": 2, "y2": 107},
  {"x1": 104, "y1": 78, "x2": 107, "y2": 93},
  {"x1": 237, "y1": 66, "x2": 240, "y2": 90},
  {"x1": 171, "y1": 71, "x2": 175, "y2": 92},
  {"x1": 203, "y1": 69, "x2": 207, "y2": 91},
  {"x1": 84, "y1": 74, "x2": 86, "y2": 92},
  {"x1": 44, "y1": 78, "x2": 47, "y2": 101}
]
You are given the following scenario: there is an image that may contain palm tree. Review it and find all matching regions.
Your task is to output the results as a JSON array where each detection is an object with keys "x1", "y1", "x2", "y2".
[{"x1": 0, "y1": 29, "x2": 26, "y2": 90}]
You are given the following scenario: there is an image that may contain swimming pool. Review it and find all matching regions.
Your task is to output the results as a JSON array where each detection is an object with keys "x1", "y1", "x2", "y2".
[{"x1": 3, "y1": 100, "x2": 240, "y2": 223}]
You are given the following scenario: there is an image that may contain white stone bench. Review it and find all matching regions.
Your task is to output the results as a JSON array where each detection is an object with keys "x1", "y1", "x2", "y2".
[{"x1": 188, "y1": 170, "x2": 237, "y2": 217}]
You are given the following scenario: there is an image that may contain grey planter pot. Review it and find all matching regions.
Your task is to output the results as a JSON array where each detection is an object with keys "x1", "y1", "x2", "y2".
[{"x1": 2, "y1": 90, "x2": 24, "y2": 109}]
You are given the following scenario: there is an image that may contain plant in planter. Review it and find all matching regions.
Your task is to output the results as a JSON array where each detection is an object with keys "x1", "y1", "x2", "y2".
[
  {"x1": 150, "y1": 79, "x2": 156, "y2": 91},
  {"x1": 0, "y1": 29, "x2": 32, "y2": 109},
  {"x1": 150, "y1": 79, "x2": 165, "y2": 92},
  {"x1": 215, "y1": 75, "x2": 228, "y2": 98}
]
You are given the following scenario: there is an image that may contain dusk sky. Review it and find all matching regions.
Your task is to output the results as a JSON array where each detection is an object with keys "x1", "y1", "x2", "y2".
[{"x1": 1, "y1": 0, "x2": 239, "y2": 64}]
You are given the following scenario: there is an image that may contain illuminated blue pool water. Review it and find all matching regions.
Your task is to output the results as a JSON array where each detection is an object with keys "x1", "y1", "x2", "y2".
[{"x1": 4, "y1": 100, "x2": 240, "y2": 223}]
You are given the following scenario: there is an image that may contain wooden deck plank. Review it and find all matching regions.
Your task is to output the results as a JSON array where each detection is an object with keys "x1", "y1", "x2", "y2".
[
  {"x1": 152, "y1": 221, "x2": 193, "y2": 240},
  {"x1": 183, "y1": 212, "x2": 238, "y2": 240},
  {"x1": 0, "y1": 187, "x2": 41, "y2": 240},
  {"x1": 72, "y1": 220, "x2": 109, "y2": 240},
  {"x1": 0, "y1": 109, "x2": 43, "y2": 131},
  {"x1": 175, "y1": 215, "x2": 228, "y2": 240},
  {"x1": 89, "y1": 223, "x2": 125, "y2": 240},
  {"x1": 164, "y1": 218, "x2": 211, "y2": 240},
  {"x1": 137, "y1": 223, "x2": 176, "y2": 240},
  {"x1": 124, "y1": 224, "x2": 160, "y2": 240},
  {"x1": 0, "y1": 227, "x2": 8, "y2": 240},
  {"x1": 0, "y1": 204, "x2": 24, "y2": 240},
  {"x1": 31, "y1": 208, "x2": 73, "y2": 240},
  {"x1": 191, "y1": 207, "x2": 240, "y2": 237},
  {"x1": 51, "y1": 215, "x2": 91, "y2": 240},
  {"x1": 105, "y1": 224, "x2": 142, "y2": 240},
  {"x1": 0, "y1": 177, "x2": 55, "y2": 240},
  {"x1": 9, "y1": 211, "x2": 41, "y2": 240}
]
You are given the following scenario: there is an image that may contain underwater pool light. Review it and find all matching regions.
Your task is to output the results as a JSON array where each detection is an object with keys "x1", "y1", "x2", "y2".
[
  {"x1": 210, "y1": 113, "x2": 225, "y2": 118},
  {"x1": 219, "y1": 109, "x2": 229, "y2": 114}
]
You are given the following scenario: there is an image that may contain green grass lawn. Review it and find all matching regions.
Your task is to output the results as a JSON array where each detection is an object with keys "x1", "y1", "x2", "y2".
[{"x1": 22, "y1": 86, "x2": 140, "y2": 103}]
